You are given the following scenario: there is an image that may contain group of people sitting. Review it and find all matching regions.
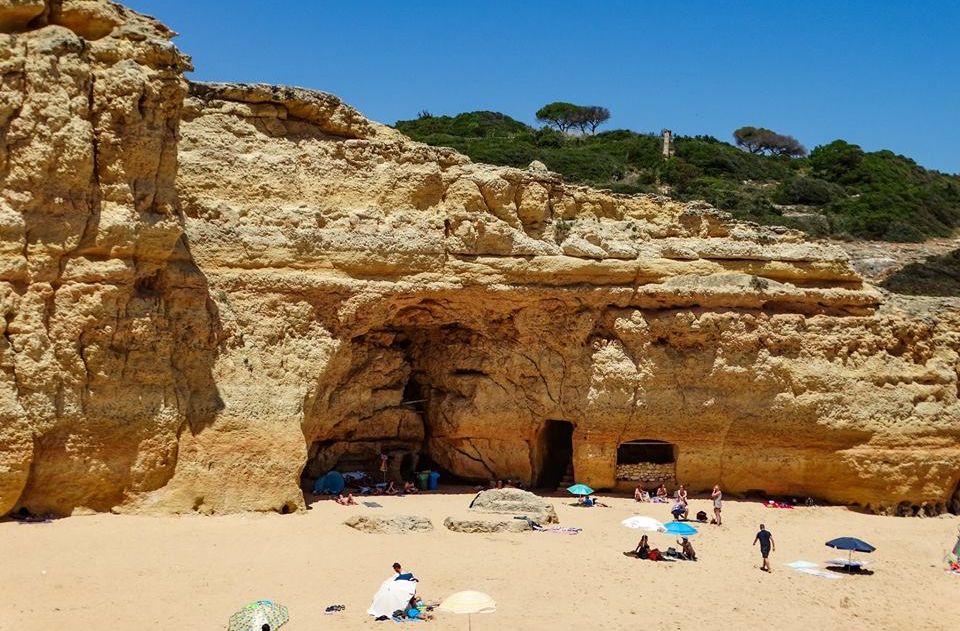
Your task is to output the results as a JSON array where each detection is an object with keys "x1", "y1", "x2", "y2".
[
  {"x1": 635, "y1": 482, "x2": 725, "y2": 525},
  {"x1": 482, "y1": 478, "x2": 528, "y2": 490},
  {"x1": 332, "y1": 480, "x2": 420, "y2": 505},
  {"x1": 632, "y1": 534, "x2": 697, "y2": 561},
  {"x1": 580, "y1": 495, "x2": 609, "y2": 507},
  {"x1": 634, "y1": 482, "x2": 672, "y2": 504}
]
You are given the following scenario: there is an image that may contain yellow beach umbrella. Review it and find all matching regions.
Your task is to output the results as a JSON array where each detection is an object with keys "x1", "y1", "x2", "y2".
[{"x1": 439, "y1": 591, "x2": 495, "y2": 629}]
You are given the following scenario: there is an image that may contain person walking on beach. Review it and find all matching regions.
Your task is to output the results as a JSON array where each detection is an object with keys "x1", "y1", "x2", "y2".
[
  {"x1": 711, "y1": 484, "x2": 722, "y2": 525},
  {"x1": 753, "y1": 524, "x2": 775, "y2": 572}
]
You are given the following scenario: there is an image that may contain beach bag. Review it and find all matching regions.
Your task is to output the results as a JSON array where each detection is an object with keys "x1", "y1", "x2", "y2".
[
  {"x1": 696, "y1": 510, "x2": 708, "y2": 522},
  {"x1": 648, "y1": 549, "x2": 661, "y2": 561}
]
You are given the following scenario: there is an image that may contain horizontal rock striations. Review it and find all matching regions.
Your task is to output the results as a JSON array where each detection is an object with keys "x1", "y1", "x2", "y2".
[{"x1": 0, "y1": 1, "x2": 957, "y2": 518}]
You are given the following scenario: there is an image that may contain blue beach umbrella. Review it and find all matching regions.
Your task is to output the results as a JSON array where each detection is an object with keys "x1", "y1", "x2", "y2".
[
  {"x1": 664, "y1": 521, "x2": 698, "y2": 536},
  {"x1": 566, "y1": 484, "x2": 594, "y2": 496},
  {"x1": 825, "y1": 537, "x2": 875, "y2": 553},
  {"x1": 825, "y1": 537, "x2": 876, "y2": 566}
]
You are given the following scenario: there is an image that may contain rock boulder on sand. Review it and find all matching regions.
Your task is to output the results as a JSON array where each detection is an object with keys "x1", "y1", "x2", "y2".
[
  {"x1": 444, "y1": 516, "x2": 533, "y2": 533},
  {"x1": 343, "y1": 515, "x2": 433, "y2": 534},
  {"x1": 469, "y1": 489, "x2": 558, "y2": 524}
]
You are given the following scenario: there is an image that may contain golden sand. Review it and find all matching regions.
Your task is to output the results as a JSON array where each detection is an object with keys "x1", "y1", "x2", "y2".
[{"x1": 2, "y1": 490, "x2": 958, "y2": 630}]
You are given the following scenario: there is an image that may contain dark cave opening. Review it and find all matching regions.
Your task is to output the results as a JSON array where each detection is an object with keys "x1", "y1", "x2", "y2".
[{"x1": 536, "y1": 420, "x2": 574, "y2": 489}]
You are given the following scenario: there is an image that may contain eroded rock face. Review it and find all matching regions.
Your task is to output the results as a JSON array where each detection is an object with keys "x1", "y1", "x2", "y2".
[{"x1": 0, "y1": 1, "x2": 958, "y2": 518}]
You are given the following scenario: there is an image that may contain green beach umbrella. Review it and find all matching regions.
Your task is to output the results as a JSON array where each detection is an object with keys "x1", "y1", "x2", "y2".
[
  {"x1": 566, "y1": 484, "x2": 593, "y2": 496},
  {"x1": 227, "y1": 600, "x2": 289, "y2": 631}
]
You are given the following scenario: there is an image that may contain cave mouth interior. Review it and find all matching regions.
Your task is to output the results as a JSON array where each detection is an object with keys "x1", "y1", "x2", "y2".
[
  {"x1": 537, "y1": 420, "x2": 574, "y2": 489},
  {"x1": 617, "y1": 440, "x2": 676, "y2": 465},
  {"x1": 301, "y1": 317, "x2": 487, "y2": 493}
]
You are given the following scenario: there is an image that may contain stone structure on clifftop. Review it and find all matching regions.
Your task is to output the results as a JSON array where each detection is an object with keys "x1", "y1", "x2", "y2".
[{"x1": 1, "y1": 1, "x2": 958, "y2": 518}]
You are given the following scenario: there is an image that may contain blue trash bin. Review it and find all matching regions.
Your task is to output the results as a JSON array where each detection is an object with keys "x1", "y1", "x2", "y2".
[{"x1": 428, "y1": 471, "x2": 440, "y2": 491}]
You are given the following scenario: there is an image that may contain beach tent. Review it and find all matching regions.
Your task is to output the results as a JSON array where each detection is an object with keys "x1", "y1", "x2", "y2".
[
  {"x1": 313, "y1": 470, "x2": 345, "y2": 495},
  {"x1": 947, "y1": 528, "x2": 960, "y2": 571},
  {"x1": 367, "y1": 577, "x2": 418, "y2": 618}
]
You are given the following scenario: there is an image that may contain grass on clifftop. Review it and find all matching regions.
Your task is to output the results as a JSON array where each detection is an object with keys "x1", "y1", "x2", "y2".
[{"x1": 396, "y1": 112, "x2": 960, "y2": 243}]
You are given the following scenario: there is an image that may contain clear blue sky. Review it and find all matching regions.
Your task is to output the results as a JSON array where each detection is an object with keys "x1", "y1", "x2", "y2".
[{"x1": 127, "y1": 0, "x2": 959, "y2": 173}]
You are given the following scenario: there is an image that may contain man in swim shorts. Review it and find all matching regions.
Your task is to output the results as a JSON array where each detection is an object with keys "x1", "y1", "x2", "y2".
[{"x1": 753, "y1": 524, "x2": 775, "y2": 572}]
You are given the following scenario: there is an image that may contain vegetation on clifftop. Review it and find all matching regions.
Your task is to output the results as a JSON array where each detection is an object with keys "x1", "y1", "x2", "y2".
[{"x1": 396, "y1": 112, "x2": 960, "y2": 243}]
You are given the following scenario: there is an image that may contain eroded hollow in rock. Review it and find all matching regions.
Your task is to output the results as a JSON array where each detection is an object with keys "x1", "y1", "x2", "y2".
[
  {"x1": 299, "y1": 295, "x2": 594, "y2": 494},
  {"x1": 301, "y1": 314, "x2": 494, "y2": 492},
  {"x1": 615, "y1": 440, "x2": 677, "y2": 490}
]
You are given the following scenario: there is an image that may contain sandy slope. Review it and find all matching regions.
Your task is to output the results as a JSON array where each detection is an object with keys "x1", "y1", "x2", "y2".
[{"x1": 1, "y1": 490, "x2": 958, "y2": 630}]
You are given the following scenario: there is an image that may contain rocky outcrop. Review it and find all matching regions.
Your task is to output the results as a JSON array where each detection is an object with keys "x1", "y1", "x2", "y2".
[
  {"x1": 443, "y1": 516, "x2": 533, "y2": 533},
  {"x1": 469, "y1": 489, "x2": 559, "y2": 524},
  {"x1": 344, "y1": 514, "x2": 433, "y2": 534},
  {"x1": 0, "y1": 1, "x2": 958, "y2": 518}
]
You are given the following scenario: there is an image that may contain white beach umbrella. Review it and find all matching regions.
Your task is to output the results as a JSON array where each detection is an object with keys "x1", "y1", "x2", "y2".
[
  {"x1": 439, "y1": 590, "x2": 495, "y2": 630},
  {"x1": 621, "y1": 516, "x2": 666, "y2": 532}
]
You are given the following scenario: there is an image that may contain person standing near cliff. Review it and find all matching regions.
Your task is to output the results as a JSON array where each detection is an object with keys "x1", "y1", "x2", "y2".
[
  {"x1": 753, "y1": 524, "x2": 775, "y2": 572},
  {"x1": 711, "y1": 485, "x2": 723, "y2": 525}
]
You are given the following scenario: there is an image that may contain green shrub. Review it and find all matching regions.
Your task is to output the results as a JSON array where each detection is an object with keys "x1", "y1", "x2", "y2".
[
  {"x1": 395, "y1": 112, "x2": 960, "y2": 242},
  {"x1": 774, "y1": 176, "x2": 844, "y2": 205}
]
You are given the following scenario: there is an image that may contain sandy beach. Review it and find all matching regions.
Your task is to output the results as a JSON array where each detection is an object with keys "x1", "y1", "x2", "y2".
[{"x1": 2, "y1": 489, "x2": 958, "y2": 630}]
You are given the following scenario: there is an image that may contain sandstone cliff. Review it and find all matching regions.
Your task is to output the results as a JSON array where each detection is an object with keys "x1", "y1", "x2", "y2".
[{"x1": 1, "y1": 1, "x2": 958, "y2": 518}]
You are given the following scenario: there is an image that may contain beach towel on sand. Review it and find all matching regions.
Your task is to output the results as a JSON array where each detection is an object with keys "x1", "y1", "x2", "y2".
[
  {"x1": 797, "y1": 568, "x2": 842, "y2": 580},
  {"x1": 785, "y1": 561, "x2": 819, "y2": 569},
  {"x1": 532, "y1": 525, "x2": 582, "y2": 534}
]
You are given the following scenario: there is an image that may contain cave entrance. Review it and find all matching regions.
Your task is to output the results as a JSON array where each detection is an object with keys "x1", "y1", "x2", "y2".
[
  {"x1": 537, "y1": 420, "x2": 574, "y2": 489},
  {"x1": 616, "y1": 440, "x2": 676, "y2": 488}
]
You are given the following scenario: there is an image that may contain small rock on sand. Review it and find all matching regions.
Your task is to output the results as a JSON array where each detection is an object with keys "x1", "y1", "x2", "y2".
[{"x1": 343, "y1": 514, "x2": 433, "y2": 534}]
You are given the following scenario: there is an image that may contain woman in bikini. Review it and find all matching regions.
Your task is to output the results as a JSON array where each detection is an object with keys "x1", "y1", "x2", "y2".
[{"x1": 634, "y1": 534, "x2": 651, "y2": 559}]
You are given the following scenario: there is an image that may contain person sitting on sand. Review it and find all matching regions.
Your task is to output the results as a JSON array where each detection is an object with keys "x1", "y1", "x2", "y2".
[
  {"x1": 671, "y1": 500, "x2": 688, "y2": 521},
  {"x1": 385, "y1": 481, "x2": 398, "y2": 495},
  {"x1": 675, "y1": 484, "x2": 688, "y2": 504},
  {"x1": 403, "y1": 480, "x2": 418, "y2": 494},
  {"x1": 634, "y1": 534, "x2": 651, "y2": 559},
  {"x1": 335, "y1": 493, "x2": 356, "y2": 505},
  {"x1": 634, "y1": 485, "x2": 650, "y2": 502},
  {"x1": 678, "y1": 537, "x2": 697, "y2": 561},
  {"x1": 392, "y1": 562, "x2": 418, "y2": 582},
  {"x1": 654, "y1": 483, "x2": 669, "y2": 503},
  {"x1": 582, "y1": 496, "x2": 595, "y2": 507}
]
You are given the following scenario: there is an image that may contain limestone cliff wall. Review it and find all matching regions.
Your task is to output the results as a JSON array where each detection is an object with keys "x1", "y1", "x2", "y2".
[{"x1": 0, "y1": 1, "x2": 957, "y2": 517}]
